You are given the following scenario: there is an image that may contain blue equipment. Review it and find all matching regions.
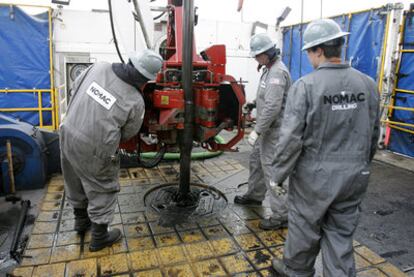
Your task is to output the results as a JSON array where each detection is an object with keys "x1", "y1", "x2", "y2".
[{"x1": 0, "y1": 115, "x2": 60, "y2": 194}]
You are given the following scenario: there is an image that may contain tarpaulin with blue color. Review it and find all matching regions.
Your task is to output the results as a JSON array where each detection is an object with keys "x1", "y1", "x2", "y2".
[
  {"x1": 0, "y1": 5, "x2": 52, "y2": 126},
  {"x1": 389, "y1": 11, "x2": 414, "y2": 157},
  {"x1": 282, "y1": 7, "x2": 387, "y2": 82}
]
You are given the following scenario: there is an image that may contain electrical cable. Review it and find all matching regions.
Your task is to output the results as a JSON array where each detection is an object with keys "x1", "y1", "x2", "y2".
[
  {"x1": 108, "y1": 0, "x2": 125, "y2": 64},
  {"x1": 136, "y1": 140, "x2": 167, "y2": 168},
  {"x1": 153, "y1": 11, "x2": 166, "y2": 20},
  {"x1": 119, "y1": 136, "x2": 225, "y2": 168},
  {"x1": 140, "y1": 135, "x2": 225, "y2": 160}
]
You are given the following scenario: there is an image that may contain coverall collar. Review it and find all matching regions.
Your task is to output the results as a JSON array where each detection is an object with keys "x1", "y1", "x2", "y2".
[
  {"x1": 112, "y1": 62, "x2": 148, "y2": 92},
  {"x1": 316, "y1": 62, "x2": 350, "y2": 70},
  {"x1": 266, "y1": 56, "x2": 279, "y2": 69}
]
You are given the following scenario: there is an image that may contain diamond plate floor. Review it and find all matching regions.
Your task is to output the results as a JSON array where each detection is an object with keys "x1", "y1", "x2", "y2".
[{"x1": 9, "y1": 158, "x2": 408, "y2": 277}]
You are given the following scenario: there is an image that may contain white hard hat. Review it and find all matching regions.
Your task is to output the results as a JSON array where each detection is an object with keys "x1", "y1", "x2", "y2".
[
  {"x1": 129, "y1": 49, "x2": 163, "y2": 80},
  {"x1": 302, "y1": 19, "x2": 349, "y2": 51},
  {"x1": 249, "y1": 33, "x2": 276, "y2": 57}
]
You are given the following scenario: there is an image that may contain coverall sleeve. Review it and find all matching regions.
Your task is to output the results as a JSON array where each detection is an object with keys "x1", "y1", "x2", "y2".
[
  {"x1": 121, "y1": 98, "x2": 145, "y2": 142},
  {"x1": 369, "y1": 87, "x2": 380, "y2": 162},
  {"x1": 254, "y1": 70, "x2": 288, "y2": 134},
  {"x1": 271, "y1": 80, "x2": 308, "y2": 183}
]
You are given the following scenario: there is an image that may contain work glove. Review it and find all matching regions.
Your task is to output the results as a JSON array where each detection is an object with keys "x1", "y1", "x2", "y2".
[
  {"x1": 247, "y1": 130, "x2": 259, "y2": 146},
  {"x1": 269, "y1": 180, "x2": 287, "y2": 198},
  {"x1": 243, "y1": 101, "x2": 256, "y2": 113}
]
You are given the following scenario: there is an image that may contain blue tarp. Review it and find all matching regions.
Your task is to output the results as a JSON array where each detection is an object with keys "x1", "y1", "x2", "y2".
[
  {"x1": 389, "y1": 12, "x2": 414, "y2": 157},
  {"x1": 0, "y1": 5, "x2": 52, "y2": 126},
  {"x1": 282, "y1": 7, "x2": 387, "y2": 82}
]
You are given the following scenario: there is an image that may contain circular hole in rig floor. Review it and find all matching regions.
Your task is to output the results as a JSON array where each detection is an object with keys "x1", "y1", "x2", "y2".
[{"x1": 144, "y1": 183, "x2": 227, "y2": 226}]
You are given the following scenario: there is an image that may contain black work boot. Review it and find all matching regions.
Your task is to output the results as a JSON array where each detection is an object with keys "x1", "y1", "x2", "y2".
[
  {"x1": 89, "y1": 223, "x2": 122, "y2": 252},
  {"x1": 73, "y1": 208, "x2": 91, "y2": 234},
  {"x1": 272, "y1": 258, "x2": 290, "y2": 277},
  {"x1": 234, "y1": 195, "x2": 262, "y2": 206},
  {"x1": 259, "y1": 217, "x2": 288, "y2": 230}
]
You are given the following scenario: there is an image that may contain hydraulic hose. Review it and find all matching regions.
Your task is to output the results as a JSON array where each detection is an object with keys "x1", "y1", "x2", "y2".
[
  {"x1": 120, "y1": 136, "x2": 224, "y2": 169},
  {"x1": 108, "y1": 0, "x2": 125, "y2": 64},
  {"x1": 140, "y1": 135, "x2": 225, "y2": 160}
]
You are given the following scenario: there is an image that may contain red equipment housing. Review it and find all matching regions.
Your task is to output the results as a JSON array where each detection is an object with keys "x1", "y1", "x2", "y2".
[{"x1": 120, "y1": 0, "x2": 245, "y2": 153}]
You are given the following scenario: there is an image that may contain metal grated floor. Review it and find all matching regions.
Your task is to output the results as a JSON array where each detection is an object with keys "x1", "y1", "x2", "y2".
[{"x1": 9, "y1": 158, "x2": 408, "y2": 277}]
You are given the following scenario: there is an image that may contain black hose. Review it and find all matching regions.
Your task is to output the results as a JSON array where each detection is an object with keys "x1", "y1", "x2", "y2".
[
  {"x1": 153, "y1": 11, "x2": 166, "y2": 20},
  {"x1": 137, "y1": 143, "x2": 167, "y2": 168},
  {"x1": 10, "y1": 200, "x2": 31, "y2": 262},
  {"x1": 123, "y1": 139, "x2": 168, "y2": 169},
  {"x1": 108, "y1": 0, "x2": 125, "y2": 64}
]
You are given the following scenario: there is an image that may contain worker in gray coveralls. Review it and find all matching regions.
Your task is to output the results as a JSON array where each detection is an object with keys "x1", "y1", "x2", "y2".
[
  {"x1": 60, "y1": 49, "x2": 163, "y2": 252},
  {"x1": 271, "y1": 19, "x2": 380, "y2": 276},
  {"x1": 234, "y1": 33, "x2": 292, "y2": 230}
]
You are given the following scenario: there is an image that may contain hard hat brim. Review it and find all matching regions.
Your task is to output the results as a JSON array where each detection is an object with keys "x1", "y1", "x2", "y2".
[
  {"x1": 250, "y1": 44, "x2": 276, "y2": 57},
  {"x1": 302, "y1": 31, "x2": 349, "y2": 51}
]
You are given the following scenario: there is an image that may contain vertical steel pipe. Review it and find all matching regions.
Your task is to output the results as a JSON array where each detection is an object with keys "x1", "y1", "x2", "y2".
[{"x1": 179, "y1": 0, "x2": 195, "y2": 198}]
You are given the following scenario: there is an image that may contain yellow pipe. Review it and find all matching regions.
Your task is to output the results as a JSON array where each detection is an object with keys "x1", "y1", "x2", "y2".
[
  {"x1": 0, "y1": 89, "x2": 52, "y2": 93},
  {"x1": 388, "y1": 14, "x2": 407, "y2": 118},
  {"x1": 343, "y1": 14, "x2": 353, "y2": 60},
  {"x1": 41, "y1": 126, "x2": 54, "y2": 130},
  {"x1": 38, "y1": 91, "x2": 43, "y2": 127},
  {"x1": 401, "y1": 49, "x2": 414, "y2": 53},
  {"x1": 47, "y1": 7, "x2": 57, "y2": 130},
  {"x1": 378, "y1": 10, "x2": 390, "y2": 94},
  {"x1": 51, "y1": 88, "x2": 56, "y2": 130},
  {"x1": 48, "y1": 7, "x2": 54, "y2": 92},
  {"x1": 382, "y1": 120, "x2": 414, "y2": 128},
  {"x1": 0, "y1": 3, "x2": 50, "y2": 8},
  {"x1": 388, "y1": 124, "x2": 414, "y2": 135},
  {"x1": 395, "y1": 88, "x2": 414, "y2": 95},
  {"x1": 55, "y1": 88, "x2": 60, "y2": 129},
  {"x1": 54, "y1": 88, "x2": 59, "y2": 130},
  {"x1": 383, "y1": 105, "x2": 414, "y2": 112},
  {"x1": 0, "y1": 108, "x2": 53, "y2": 112},
  {"x1": 51, "y1": 86, "x2": 56, "y2": 130}
]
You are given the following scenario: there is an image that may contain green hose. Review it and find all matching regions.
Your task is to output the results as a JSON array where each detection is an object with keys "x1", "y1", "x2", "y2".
[{"x1": 140, "y1": 135, "x2": 225, "y2": 160}]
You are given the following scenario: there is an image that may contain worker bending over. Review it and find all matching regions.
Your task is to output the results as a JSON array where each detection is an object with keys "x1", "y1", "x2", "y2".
[{"x1": 60, "y1": 49, "x2": 163, "y2": 252}]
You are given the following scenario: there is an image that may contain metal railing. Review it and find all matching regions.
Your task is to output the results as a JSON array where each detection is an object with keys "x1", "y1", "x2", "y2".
[
  {"x1": 386, "y1": 11, "x2": 414, "y2": 135},
  {"x1": 0, "y1": 88, "x2": 59, "y2": 130}
]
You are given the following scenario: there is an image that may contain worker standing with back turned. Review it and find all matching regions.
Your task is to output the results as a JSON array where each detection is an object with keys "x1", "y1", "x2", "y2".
[
  {"x1": 270, "y1": 19, "x2": 380, "y2": 276},
  {"x1": 60, "y1": 49, "x2": 163, "y2": 252},
  {"x1": 234, "y1": 33, "x2": 292, "y2": 230}
]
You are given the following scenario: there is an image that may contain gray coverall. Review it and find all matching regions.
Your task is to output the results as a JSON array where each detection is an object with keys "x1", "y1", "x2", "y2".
[
  {"x1": 245, "y1": 58, "x2": 292, "y2": 220},
  {"x1": 271, "y1": 63, "x2": 380, "y2": 276},
  {"x1": 60, "y1": 62, "x2": 145, "y2": 224}
]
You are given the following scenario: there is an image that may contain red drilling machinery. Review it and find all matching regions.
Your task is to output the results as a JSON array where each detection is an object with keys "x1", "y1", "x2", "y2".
[{"x1": 120, "y1": 0, "x2": 245, "y2": 204}]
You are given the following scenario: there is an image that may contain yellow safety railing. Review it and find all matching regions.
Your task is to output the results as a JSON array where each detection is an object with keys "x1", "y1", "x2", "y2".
[
  {"x1": 378, "y1": 8, "x2": 391, "y2": 94},
  {"x1": 0, "y1": 88, "x2": 58, "y2": 130},
  {"x1": 384, "y1": 11, "x2": 414, "y2": 136},
  {"x1": 0, "y1": 5, "x2": 58, "y2": 130},
  {"x1": 395, "y1": 88, "x2": 414, "y2": 95}
]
